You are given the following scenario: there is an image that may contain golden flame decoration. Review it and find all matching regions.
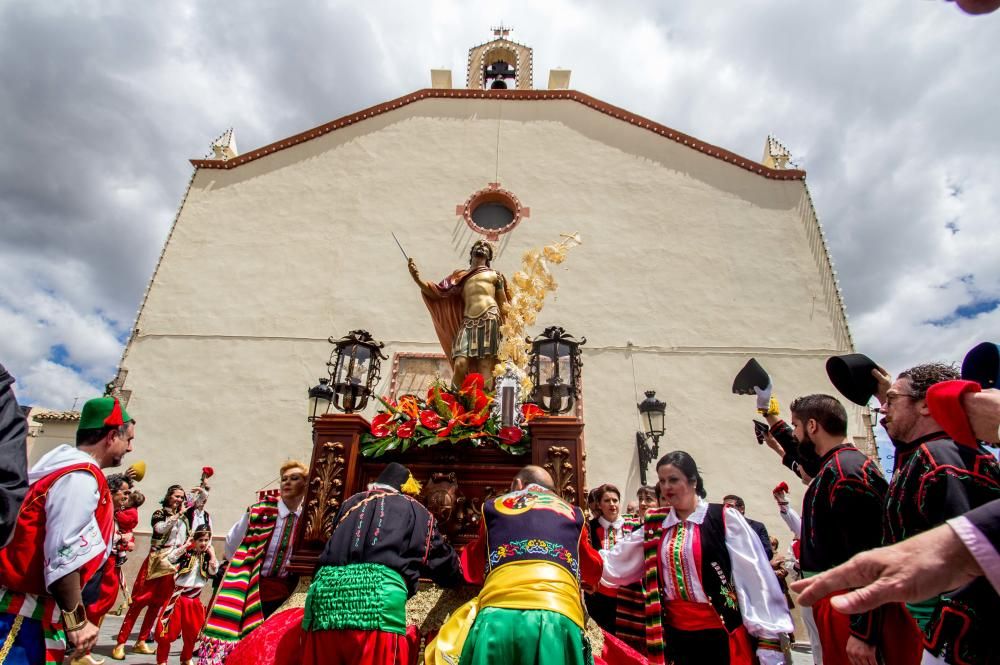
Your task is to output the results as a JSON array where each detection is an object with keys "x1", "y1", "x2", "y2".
[{"x1": 494, "y1": 233, "x2": 583, "y2": 393}]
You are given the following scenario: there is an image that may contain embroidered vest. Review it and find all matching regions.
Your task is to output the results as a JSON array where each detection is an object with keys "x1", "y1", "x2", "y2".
[
  {"x1": 641, "y1": 504, "x2": 742, "y2": 664},
  {"x1": 482, "y1": 486, "x2": 584, "y2": 580},
  {"x1": 149, "y1": 507, "x2": 190, "y2": 551},
  {"x1": 0, "y1": 462, "x2": 114, "y2": 596}
]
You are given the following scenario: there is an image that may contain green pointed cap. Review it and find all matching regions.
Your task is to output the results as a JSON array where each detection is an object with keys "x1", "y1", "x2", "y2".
[{"x1": 78, "y1": 396, "x2": 132, "y2": 431}]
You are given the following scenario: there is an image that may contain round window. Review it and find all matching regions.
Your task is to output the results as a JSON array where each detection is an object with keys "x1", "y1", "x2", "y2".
[
  {"x1": 460, "y1": 184, "x2": 527, "y2": 240},
  {"x1": 471, "y1": 202, "x2": 515, "y2": 230}
]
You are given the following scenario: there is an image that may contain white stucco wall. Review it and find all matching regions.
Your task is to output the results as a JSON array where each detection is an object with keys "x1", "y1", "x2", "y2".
[{"x1": 120, "y1": 95, "x2": 863, "y2": 544}]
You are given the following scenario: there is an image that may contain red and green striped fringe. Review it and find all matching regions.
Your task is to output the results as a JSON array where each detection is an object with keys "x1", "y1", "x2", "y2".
[
  {"x1": 1, "y1": 588, "x2": 66, "y2": 665},
  {"x1": 641, "y1": 509, "x2": 669, "y2": 665},
  {"x1": 198, "y1": 498, "x2": 279, "y2": 664}
]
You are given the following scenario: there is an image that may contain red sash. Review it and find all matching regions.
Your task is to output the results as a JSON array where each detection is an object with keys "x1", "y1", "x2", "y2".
[{"x1": 0, "y1": 462, "x2": 113, "y2": 595}]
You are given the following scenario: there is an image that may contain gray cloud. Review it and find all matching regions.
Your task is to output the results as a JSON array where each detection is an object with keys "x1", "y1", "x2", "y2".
[{"x1": 1, "y1": 0, "x2": 996, "y2": 406}]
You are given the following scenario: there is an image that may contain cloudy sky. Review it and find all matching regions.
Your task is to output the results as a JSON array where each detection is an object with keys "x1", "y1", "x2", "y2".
[{"x1": 1, "y1": 0, "x2": 997, "y2": 413}]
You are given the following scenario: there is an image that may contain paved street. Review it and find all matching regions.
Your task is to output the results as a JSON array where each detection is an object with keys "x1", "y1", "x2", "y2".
[{"x1": 91, "y1": 613, "x2": 180, "y2": 664}]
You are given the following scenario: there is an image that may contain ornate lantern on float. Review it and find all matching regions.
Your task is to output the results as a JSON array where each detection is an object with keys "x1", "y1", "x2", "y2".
[
  {"x1": 306, "y1": 377, "x2": 334, "y2": 422},
  {"x1": 635, "y1": 390, "x2": 667, "y2": 486},
  {"x1": 308, "y1": 329, "x2": 387, "y2": 417},
  {"x1": 527, "y1": 326, "x2": 586, "y2": 415}
]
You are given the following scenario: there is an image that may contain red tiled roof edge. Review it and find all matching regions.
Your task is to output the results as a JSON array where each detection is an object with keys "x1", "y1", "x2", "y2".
[{"x1": 190, "y1": 88, "x2": 807, "y2": 180}]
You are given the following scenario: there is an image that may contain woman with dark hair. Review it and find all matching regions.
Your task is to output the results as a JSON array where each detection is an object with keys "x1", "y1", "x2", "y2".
[
  {"x1": 585, "y1": 483, "x2": 632, "y2": 634},
  {"x1": 113, "y1": 484, "x2": 190, "y2": 659},
  {"x1": 602, "y1": 451, "x2": 793, "y2": 665},
  {"x1": 635, "y1": 485, "x2": 658, "y2": 519}
]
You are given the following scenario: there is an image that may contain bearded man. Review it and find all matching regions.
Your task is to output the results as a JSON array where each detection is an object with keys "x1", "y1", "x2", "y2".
[
  {"x1": 0, "y1": 397, "x2": 135, "y2": 664},
  {"x1": 787, "y1": 394, "x2": 921, "y2": 665},
  {"x1": 408, "y1": 239, "x2": 510, "y2": 388}
]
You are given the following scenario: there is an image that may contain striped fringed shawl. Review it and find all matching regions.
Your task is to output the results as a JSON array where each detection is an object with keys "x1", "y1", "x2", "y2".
[
  {"x1": 198, "y1": 498, "x2": 279, "y2": 664},
  {"x1": 641, "y1": 508, "x2": 670, "y2": 665}
]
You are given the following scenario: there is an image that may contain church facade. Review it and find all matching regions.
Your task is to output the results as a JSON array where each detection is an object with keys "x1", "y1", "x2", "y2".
[{"x1": 115, "y1": 32, "x2": 871, "y2": 537}]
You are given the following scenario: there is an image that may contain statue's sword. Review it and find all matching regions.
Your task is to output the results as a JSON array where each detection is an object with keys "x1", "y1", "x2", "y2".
[{"x1": 391, "y1": 232, "x2": 409, "y2": 261}]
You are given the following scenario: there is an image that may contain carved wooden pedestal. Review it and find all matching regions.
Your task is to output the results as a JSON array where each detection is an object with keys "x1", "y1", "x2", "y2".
[
  {"x1": 528, "y1": 415, "x2": 586, "y2": 506},
  {"x1": 287, "y1": 414, "x2": 367, "y2": 575},
  {"x1": 288, "y1": 413, "x2": 587, "y2": 575}
]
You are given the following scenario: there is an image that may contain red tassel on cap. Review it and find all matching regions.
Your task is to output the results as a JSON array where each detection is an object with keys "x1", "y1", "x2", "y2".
[
  {"x1": 103, "y1": 398, "x2": 125, "y2": 427},
  {"x1": 926, "y1": 380, "x2": 982, "y2": 448}
]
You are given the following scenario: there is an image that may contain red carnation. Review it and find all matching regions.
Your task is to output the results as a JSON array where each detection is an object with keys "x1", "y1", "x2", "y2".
[
  {"x1": 371, "y1": 413, "x2": 394, "y2": 438},
  {"x1": 773, "y1": 481, "x2": 789, "y2": 495},
  {"x1": 201, "y1": 466, "x2": 214, "y2": 479},
  {"x1": 498, "y1": 426, "x2": 523, "y2": 444},
  {"x1": 396, "y1": 420, "x2": 416, "y2": 439}
]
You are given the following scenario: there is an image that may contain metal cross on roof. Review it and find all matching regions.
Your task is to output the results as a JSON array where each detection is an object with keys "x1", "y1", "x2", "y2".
[{"x1": 491, "y1": 23, "x2": 512, "y2": 38}]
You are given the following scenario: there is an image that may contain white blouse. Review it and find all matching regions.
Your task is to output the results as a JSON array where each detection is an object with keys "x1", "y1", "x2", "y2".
[
  {"x1": 602, "y1": 500, "x2": 793, "y2": 665},
  {"x1": 596, "y1": 515, "x2": 626, "y2": 550}
]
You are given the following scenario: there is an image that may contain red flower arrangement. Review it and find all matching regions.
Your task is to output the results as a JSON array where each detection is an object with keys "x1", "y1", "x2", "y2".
[{"x1": 360, "y1": 373, "x2": 535, "y2": 457}]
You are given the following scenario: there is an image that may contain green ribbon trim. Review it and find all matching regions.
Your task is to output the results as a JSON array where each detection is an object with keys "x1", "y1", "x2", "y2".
[
  {"x1": 303, "y1": 563, "x2": 408, "y2": 635},
  {"x1": 905, "y1": 597, "x2": 939, "y2": 631}
]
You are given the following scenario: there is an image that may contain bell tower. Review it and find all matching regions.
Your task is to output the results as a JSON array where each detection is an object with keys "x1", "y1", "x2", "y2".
[{"x1": 466, "y1": 25, "x2": 533, "y2": 90}]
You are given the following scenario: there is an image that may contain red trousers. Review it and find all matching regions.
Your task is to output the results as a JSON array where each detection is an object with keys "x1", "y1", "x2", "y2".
[
  {"x1": 813, "y1": 592, "x2": 923, "y2": 665},
  {"x1": 117, "y1": 557, "x2": 174, "y2": 644},
  {"x1": 154, "y1": 594, "x2": 206, "y2": 663},
  {"x1": 302, "y1": 625, "x2": 420, "y2": 665}
]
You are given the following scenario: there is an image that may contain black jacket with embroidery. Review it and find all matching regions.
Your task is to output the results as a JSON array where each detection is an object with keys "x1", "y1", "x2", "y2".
[
  {"x1": 801, "y1": 444, "x2": 887, "y2": 644},
  {"x1": 885, "y1": 433, "x2": 1000, "y2": 663},
  {"x1": 317, "y1": 488, "x2": 462, "y2": 596}
]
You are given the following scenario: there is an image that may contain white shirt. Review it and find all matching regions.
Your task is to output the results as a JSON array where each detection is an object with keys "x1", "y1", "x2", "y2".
[
  {"x1": 189, "y1": 508, "x2": 211, "y2": 533},
  {"x1": 596, "y1": 515, "x2": 626, "y2": 550},
  {"x1": 27, "y1": 444, "x2": 112, "y2": 589},
  {"x1": 602, "y1": 500, "x2": 793, "y2": 665},
  {"x1": 778, "y1": 504, "x2": 802, "y2": 539},
  {"x1": 225, "y1": 498, "x2": 301, "y2": 577}
]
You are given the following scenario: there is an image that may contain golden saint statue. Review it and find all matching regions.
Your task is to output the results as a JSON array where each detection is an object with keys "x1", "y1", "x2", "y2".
[{"x1": 408, "y1": 240, "x2": 510, "y2": 389}]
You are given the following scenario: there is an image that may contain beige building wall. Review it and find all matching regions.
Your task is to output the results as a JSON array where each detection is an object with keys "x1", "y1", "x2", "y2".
[
  {"x1": 119, "y1": 95, "x2": 862, "y2": 547},
  {"x1": 27, "y1": 411, "x2": 80, "y2": 466}
]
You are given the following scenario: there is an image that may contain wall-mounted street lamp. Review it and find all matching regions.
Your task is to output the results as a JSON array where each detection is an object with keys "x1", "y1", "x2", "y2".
[{"x1": 636, "y1": 390, "x2": 666, "y2": 485}]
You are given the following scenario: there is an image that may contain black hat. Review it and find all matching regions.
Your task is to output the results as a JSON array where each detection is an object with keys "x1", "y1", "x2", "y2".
[
  {"x1": 826, "y1": 353, "x2": 878, "y2": 406},
  {"x1": 376, "y1": 462, "x2": 411, "y2": 491},
  {"x1": 962, "y1": 342, "x2": 999, "y2": 389},
  {"x1": 732, "y1": 358, "x2": 770, "y2": 395}
]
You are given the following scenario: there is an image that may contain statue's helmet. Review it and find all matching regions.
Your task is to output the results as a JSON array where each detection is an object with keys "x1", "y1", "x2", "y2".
[{"x1": 470, "y1": 239, "x2": 495, "y2": 266}]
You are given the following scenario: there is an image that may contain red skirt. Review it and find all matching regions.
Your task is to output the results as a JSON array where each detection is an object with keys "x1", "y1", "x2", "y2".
[
  {"x1": 226, "y1": 608, "x2": 306, "y2": 665},
  {"x1": 662, "y1": 600, "x2": 754, "y2": 665},
  {"x1": 302, "y1": 625, "x2": 420, "y2": 665}
]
